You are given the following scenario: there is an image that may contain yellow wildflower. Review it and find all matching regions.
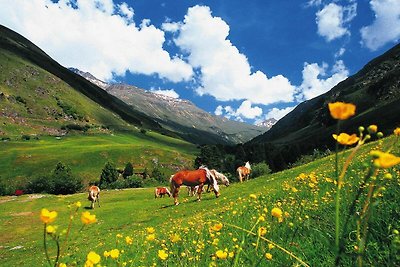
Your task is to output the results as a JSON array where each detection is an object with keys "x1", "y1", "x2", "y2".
[
  {"x1": 268, "y1": 244, "x2": 275, "y2": 249},
  {"x1": 215, "y1": 250, "x2": 228, "y2": 259},
  {"x1": 86, "y1": 251, "x2": 101, "y2": 264},
  {"x1": 146, "y1": 227, "x2": 155, "y2": 234},
  {"x1": 258, "y1": 227, "x2": 267, "y2": 236},
  {"x1": 371, "y1": 150, "x2": 400, "y2": 168},
  {"x1": 332, "y1": 133, "x2": 359, "y2": 146},
  {"x1": 104, "y1": 251, "x2": 110, "y2": 258},
  {"x1": 81, "y1": 211, "x2": 96, "y2": 224},
  {"x1": 258, "y1": 215, "x2": 265, "y2": 222},
  {"x1": 328, "y1": 102, "x2": 356, "y2": 120},
  {"x1": 75, "y1": 201, "x2": 82, "y2": 208},
  {"x1": 170, "y1": 233, "x2": 181, "y2": 243},
  {"x1": 46, "y1": 225, "x2": 56, "y2": 234},
  {"x1": 212, "y1": 238, "x2": 219, "y2": 246},
  {"x1": 58, "y1": 263, "x2": 67, "y2": 267},
  {"x1": 40, "y1": 208, "x2": 58, "y2": 224},
  {"x1": 125, "y1": 236, "x2": 133, "y2": 245},
  {"x1": 158, "y1": 249, "x2": 168, "y2": 260},
  {"x1": 146, "y1": 234, "x2": 156, "y2": 241},
  {"x1": 265, "y1": 253, "x2": 273, "y2": 260},
  {"x1": 394, "y1": 128, "x2": 400, "y2": 136},
  {"x1": 249, "y1": 194, "x2": 257, "y2": 200},
  {"x1": 271, "y1": 207, "x2": 283, "y2": 218},
  {"x1": 110, "y1": 249, "x2": 119, "y2": 259},
  {"x1": 211, "y1": 223, "x2": 223, "y2": 231}
]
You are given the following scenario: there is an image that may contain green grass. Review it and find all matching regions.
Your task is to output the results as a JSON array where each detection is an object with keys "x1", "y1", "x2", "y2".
[
  {"x1": 0, "y1": 131, "x2": 197, "y2": 190},
  {"x1": 1, "y1": 135, "x2": 399, "y2": 266}
]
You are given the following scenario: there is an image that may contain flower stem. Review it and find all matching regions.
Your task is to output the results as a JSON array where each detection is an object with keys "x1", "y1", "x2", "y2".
[{"x1": 43, "y1": 224, "x2": 52, "y2": 267}]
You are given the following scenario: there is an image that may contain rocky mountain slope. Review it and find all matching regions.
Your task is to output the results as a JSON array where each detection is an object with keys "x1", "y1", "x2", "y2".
[
  {"x1": 247, "y1": 42, "x2": 400, "y2": 170},
  {"x1": 71, "y1": 69, "x2": 267, "y2": 144}
]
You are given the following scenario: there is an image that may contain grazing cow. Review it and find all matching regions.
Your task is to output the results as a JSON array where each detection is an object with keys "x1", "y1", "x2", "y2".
[
  {"x1": 237, "y1": 161, "x2": 251, "y2": 182},
  {"x1": 155, "y1": 187, "x2": 171, "y2": 198},
  {"x1": 88, "y1": 185, "x2": 100, "y2": 209},
  {"x1": 170, "y1": 166, "x2": 219, "y2": 205}
]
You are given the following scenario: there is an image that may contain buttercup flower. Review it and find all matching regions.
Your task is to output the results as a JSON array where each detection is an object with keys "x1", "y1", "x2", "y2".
[
  {"x1": 332, "y1": 133, "x2": 359, "y2": 146},
  {"x1": 146, "y1": 227, "x2": 155, "y2": 234},
  {"x1": 211, "y1": 223, "x2": 223, "y2": 231},
  {"x1": 110, "y1": 249, "x2": 120, "y2": 259},
  {"x1": 87, "y1": 251, "x2": 101, "y2": 264},
  {"x1": 271, "y1": 207, "x2": 283, "y2": 218},
  {"x1": 328, "y1": 102, "x2": 356, "y2": 120},
  {"x1": 81, "y1": 211, "x2": 96, "y2": 224},
  {"x1": 125, "y1": 236, "x2": 133, "y2": 245},
  {"x1": 265, "y1": 253, "x2": 273, "y2": 260},
  {"x1": 46, "y1": 225, "x2": 56, "y2": 234},
  {"x1": 394, "y1": 128, "x2": 400, "y2": 136},
  {"x1": 58, "y1": 263, "x2": 67, "y2": 267},
  {"x1": 40, "y1": 208, "x2": 58, "y2": 224},
  {"x1": 170, "y1": 233, "x2": 181, "y2": 243},
  {"x1": 371, "y1": 150, "x2": 400, "y2": 168},
  {"x1": 215, "y1": 250, "x2": 228, "y2": 259},
  {"x1": 258, "y1": 227, "x2": 267, "y2": 236},
  {"x1": 249, "y1": 194, "x2": 257, "y2": 200},
  {"x1": 158, "y1": 249, "x2": 168, "y2": 260},
  {"x1": 146, "y1": 234, "x2": 156, "y2": 241}
]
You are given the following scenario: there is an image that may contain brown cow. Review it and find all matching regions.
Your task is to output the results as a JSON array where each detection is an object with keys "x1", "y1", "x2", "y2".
[
  {"x1": 170, "y1": 166, "x2": 219, "y2": 205},
  {"x1": 155, "y1": 187, "x2": 171, "y2": 198},
  {"x1": 88, "y1": 185, "x2": 100, "y2": 209}
]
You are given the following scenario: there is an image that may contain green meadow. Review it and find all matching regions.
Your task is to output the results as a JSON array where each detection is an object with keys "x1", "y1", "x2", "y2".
[
  {"x1": 0, "y1": 131, "x2": 197, "y2": 191},
  {"x1": 1, "y1": 133, "x2": 399, "y2": 266}
]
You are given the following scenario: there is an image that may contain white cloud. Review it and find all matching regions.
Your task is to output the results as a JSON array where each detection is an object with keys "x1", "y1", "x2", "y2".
[
  {"x1": 214, "y1": 100, "x2": 262, "y2": 121},
  {"x1": 265, "y1": 106, "x2": 295, "y2": 120},
  {"x1": 316, "y1": 2, "x2": 357, "y2": 41},
  {"x1": 297, "y1": 60, "x2": 349, "y2": 101},
  {"x1": 360, "y1": 0, "x2": 400, "y2": 51},
  {"x1": 335, "y1": 47, "x2": 346, "y2": 58},
  {"x1": 236, "y1": 100, "x2": 263, "y2": 119},
  {"x1": 0, "y1": 0, "x2": 193, "y2": 82},
  {"x1": 168, "y1": 5, "x2": 296, "y2": 105},
  {"x1": 118, "y1": 2, "x2": 134, "y2": 21},
  {"x1": 150, "y1": 89, "x2": 179, "y2": 99}
]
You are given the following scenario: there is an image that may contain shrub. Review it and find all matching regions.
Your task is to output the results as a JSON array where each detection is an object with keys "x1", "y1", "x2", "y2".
[
  {"x1": 99, "y1": 161, "x2": 120, "y2": 188},
  {"x1": 126, "y1": 175, "x2": 144, "y2": 188},
  {"x1": 123, "y1": 162, "x2": 134, "y2": 179},
  {"x1": 25, "y1": 162, "x2": 82, "y2": 195},
  {"x1": 26, "y1": 175, "x2": 54, "y2": 194},
  {"x1": 250, "y1": 162, "x2": 272, "y2": 178}
]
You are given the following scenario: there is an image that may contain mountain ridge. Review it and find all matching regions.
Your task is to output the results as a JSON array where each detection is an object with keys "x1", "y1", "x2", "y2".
[
  {"x1": 246, "y1": 42, "x2": 400, "y2": 170},
  {"x1": 70, "y1": 68, "x2": 267, "y2": 144}
]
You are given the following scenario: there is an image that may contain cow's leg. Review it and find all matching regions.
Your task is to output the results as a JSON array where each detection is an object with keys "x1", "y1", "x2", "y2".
[
  {"x1": 97, "y1": 194, "x2": 100, "y2": 207},
  {"x1": 91, "y1": 200, "x2": 94, "y2": 209},
  {"x1": 173, "y1": 186, "x2": 180, "y2": 205},
  {"x1": 197, "y1": 184, "x2": 204, "y2": 202}
]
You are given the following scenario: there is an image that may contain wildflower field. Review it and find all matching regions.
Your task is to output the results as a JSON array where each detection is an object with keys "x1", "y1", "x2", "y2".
[{"x1": 1, "y1": 103, "x2": 400, "y2": 266}]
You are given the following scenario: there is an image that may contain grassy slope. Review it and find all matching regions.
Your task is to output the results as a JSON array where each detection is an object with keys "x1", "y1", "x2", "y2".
[
  {"x1": 0, "y1": 131, "x2": 197, "y2": 190},
  {"x1": 0, "y1": 48, "x2": 132, "y2": 136},
  {"x1": 1, "y1": 134, "x2": 399, "y2": 266}
]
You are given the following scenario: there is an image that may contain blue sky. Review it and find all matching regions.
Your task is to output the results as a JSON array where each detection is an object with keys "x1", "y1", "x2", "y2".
[{"x1": 1, "y1": 0, "x2": 400, "y2": 125}]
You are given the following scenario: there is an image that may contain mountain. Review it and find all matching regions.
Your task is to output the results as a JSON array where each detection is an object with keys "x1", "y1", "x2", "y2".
[
  {"x1": 71, "y1": 70, "x2": 267, "y2": 144},
  {"x1": 247, "y1": 42, "x2": 400, "y2": 170},
  {"x1": 0, "y1": 25, "x2": 264, "y2": 144},
  {"x1": 0, "y1": 24, "x2": 168, "y2": 138},
  {"x1": 255, "y1": 118, "x2": 277, "y2": 129}
]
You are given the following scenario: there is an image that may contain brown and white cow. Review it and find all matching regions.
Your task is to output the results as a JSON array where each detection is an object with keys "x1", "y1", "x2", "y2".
[
  {"x1": 237, "y1": 161, "x2": 251, "y2": 182},
  {"x1": 155, "y1": 187, "x2": 171, "y2": 198},
  {"x1": 88, "y1": 185, "x2": 100, "y2": 209}
]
